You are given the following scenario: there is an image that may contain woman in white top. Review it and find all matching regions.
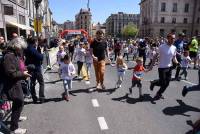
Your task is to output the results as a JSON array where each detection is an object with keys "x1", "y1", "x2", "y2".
[
  {"x1": 74, "y1": 42, "x2": 86, "y2": 79},
  {"x1": 149, "y1": 33, "x2": 179, "y2": 100}
]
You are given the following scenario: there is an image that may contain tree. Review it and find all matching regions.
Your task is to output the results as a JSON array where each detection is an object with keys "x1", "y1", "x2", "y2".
[{"x1": 122, "y1": 23, "x2": 138, "y2": 38}]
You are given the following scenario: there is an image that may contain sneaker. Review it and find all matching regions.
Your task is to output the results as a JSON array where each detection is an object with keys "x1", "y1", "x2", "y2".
[
  {"x1": 101, "y1": 84, "x2": 106, "y2": 90},
  {"x1": 77, "y1": 76, "x2": 82, "y2": 79},
  {"x1": 182, "y1": 86, "x2": 188, "y2": 97},
  {"x1": 64, "y1": 95, "x2": 69, "y2": 101},
  {"x1": 96, "y1": 84, "x2": 101, "y2": 89},
  {"x1": 119, "y1": 85, "x2": 122, "y2": 88},
  {"x1": 19, "y1": 116, "x2": 27, "y2": 122},
  {"x1": 129, "y1": 88, "x2": 132, "y2": 94},
  {"x1": 150, "y1": 81, "x2": 154, "y2": 91},
  {"x1": 175, "y1": 77, "x2": 181, "y2": 81},
  {"x1": 12, "y1": 128, "x2": 27, "y2": 134}
]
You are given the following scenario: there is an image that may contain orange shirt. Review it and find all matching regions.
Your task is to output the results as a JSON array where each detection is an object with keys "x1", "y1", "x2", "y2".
[{"x1": 132, "y1": 65, "x2": 145, "y2": 80}]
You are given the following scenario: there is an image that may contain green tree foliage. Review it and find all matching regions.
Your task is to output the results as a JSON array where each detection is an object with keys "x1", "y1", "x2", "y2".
[{"x1": 122, "y1": 23, "x2": 138, "y2": 38}]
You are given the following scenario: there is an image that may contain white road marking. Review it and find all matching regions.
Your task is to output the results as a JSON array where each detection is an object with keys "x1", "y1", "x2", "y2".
[
  {"x1": 97, "y1": 117, "x2": 109, "y2": 130},
  {"x1": 181, "y1": 80, "x2": 197, "y2": 86},
  {"x1": 92, "y1": 99, "x2": 99, "y2": 107}
]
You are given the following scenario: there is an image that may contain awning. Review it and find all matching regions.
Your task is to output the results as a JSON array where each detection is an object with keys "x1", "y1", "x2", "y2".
[{"x1": 6, "y1": 21, "x2": 34, "y2": 31}]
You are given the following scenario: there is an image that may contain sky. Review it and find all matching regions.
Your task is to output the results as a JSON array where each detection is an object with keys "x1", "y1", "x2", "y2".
[{"x1": 49, "y1": 0, "x2": 141, "y2": 24}]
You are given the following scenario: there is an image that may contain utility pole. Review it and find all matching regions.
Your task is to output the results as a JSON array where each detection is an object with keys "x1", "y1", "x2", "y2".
[{"x1": 87, "y1": 0, "x2": 90, "y2": 11}]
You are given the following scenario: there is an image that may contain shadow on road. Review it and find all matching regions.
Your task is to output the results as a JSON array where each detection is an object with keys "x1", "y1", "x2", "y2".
[
  {"x1": 45, "y1": 79, "x2": 62, "y2": 84},
  {"x1": 162, "y1": 99, "x2": 200, "y2": 117},
  {"x1": 112, "y1": 93, "x2": 156, "y2": 104}
]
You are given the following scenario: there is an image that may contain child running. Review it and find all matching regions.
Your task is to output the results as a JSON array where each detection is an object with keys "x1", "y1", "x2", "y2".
[
  {"x1": 115, "y1": 56, "x2": 128, "y2": 88},
  {"x1": 85, "y1": 44, "x2": 93, "y2": 80},
  {"x1": 129, "y1": 57, "x2": 148, "y2": 99},
  {"x1": 59, "y1": 54, "x2": 76, "y2": 101},
  {"x1": 180, "y1": 51, "x2": 191, "y2": 80}
]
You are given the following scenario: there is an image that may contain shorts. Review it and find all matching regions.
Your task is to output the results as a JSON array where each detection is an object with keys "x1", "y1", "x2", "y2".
[
  {"x1": 131, "y1": 80, "x2": 142, "y2": 88},
  {"x1": 189, "y1": 51, "x2": 197, "y2": 58}
]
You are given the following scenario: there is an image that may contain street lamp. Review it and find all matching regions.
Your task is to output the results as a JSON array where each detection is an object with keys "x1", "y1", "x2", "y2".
[{"x1": 34, "y1": 0, "x2": 42, "y2": 38}]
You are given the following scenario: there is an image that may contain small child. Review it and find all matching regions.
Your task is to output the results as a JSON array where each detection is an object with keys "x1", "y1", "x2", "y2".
[
  {"x1": 148, "y1": 46, "x2": 157, "y2": 66},
  {"x1": 180, "y1": 51, "x2": 191, "y2": 80},
  {"x1": 59, "y1": 55, "x2": 76, "y2": 101},
  {"x1": 85, "y1": 44, "x2": 93, "y2": 80},
  {"x1": 129, "y1": 57, "x2": 147, "y2": 99},
  {"x1": 74, "y1": 42, "x2": 86, "y2": 79},
  {"x1": 115, "y1": 56, "x2": 128, "y2": 88},
  {"x1": 57, "y1": 45, "x2": 66, "y2": 66}
]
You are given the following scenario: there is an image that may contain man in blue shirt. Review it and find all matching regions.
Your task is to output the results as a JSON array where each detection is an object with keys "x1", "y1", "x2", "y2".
[{"x1": 174, "y1": 33, "x2": 185, "y2": 81}]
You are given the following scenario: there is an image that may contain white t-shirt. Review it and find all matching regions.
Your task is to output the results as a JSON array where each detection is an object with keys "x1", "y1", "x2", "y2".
[
  {"x1": 181, "y1": 56, "x2": 191, "y2": 68},
  {"x1": 158, "y1": 43, "x2": 176, "y2": 68},
  {"x1": 75, "y1": 48, "x2": 86, "y2": 62},
  {"x1": 57, "y1": 51, "x2": 66, "y2": 64},
  {"x1": 60, "y1": 62, "x2": 75, "y2": 80},
  {"x1": 123, "y1": 47, "x2": 129, "y2": 53}
]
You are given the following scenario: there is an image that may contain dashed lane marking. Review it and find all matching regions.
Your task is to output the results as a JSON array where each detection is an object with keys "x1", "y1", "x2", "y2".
[
  {"x1": 97, "y1": 117, "x2": 109, "y2": 130},
  {"x1": 92, "y1": 99, "x2": 99, "y2": 107}
]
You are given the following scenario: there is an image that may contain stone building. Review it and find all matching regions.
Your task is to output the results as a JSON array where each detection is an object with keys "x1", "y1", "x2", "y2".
[
  {"x1": 139, "y1": 0, "x2": 200, "y2": 37},
  {"x1": 105, "y1": 12, "x2": 140, "y2": 37},
  {"x1": 75, "y1": 8, "x2": 92, "y2": 36}
]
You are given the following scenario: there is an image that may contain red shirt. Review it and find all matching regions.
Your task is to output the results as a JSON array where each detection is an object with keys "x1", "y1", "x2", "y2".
[{"x1": 132, "y1": 65, "x2": 145, "y2": 80}]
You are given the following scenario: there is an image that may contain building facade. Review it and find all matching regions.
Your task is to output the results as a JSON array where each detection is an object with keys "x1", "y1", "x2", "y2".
[
  {"x1": 105, "y1": 12, "x2": 140, "y2": 37},
  {"x1": 75, "y1": 8, "x2": 92, "y2": 36},
  {"x1": 92, "y1": 22, "x2": 106, "y2": 37},
  {"x1": 64, "y1": 20, "x2": 75, "y2": 30},
  {"x1": 0, "y1": 0, "x2": 35, "y2": 41},
  {"x1": 139, "y1": 0, "x2": 200, "y2": 38}
]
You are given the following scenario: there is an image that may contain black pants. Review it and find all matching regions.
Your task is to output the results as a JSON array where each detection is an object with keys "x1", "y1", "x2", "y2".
[
  {"x1": 114, "y1": 50, "x2": 120, "y2": 61},
  {"x1": 77, "y1": 61, "x2": 83, "y2": 76},
  {"x1": 152, "y1": 68, "x2": 172, "y2": 96},
  {"x1": 199, "y1": 69, "x2": 200, "y2": 85},
  {"x1": 69, "y1": 51, "x2": 74, "y2": 61},
  {"x1": 139, "y1": 53, "x2": 146, "y2": 67},
  {"x1": 123, "y1": 53, "x2": 129, "y2": 61},
  {"x1": 10, "y1": 99, "x2": 24, "y2": 131},
  {"x1": 30, "y1": 70, "x2": 45, "y2": 101},
  {"x1": 175, "y1": 54, "x2": 182, "y2": 79}
]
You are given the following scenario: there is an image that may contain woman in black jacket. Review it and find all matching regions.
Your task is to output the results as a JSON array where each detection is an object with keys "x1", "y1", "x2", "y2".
[{"x1": 3, "y1": 37, "x2": 31, "y2": 134}]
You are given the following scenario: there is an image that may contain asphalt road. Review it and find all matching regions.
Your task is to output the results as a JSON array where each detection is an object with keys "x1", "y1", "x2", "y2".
[{"x1": 20, "y1": 61, "x2": 200, "y2": 134}]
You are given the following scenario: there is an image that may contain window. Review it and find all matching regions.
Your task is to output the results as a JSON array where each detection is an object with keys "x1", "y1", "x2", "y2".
[
  {"x1": 183, "y1": 30, "x2": 187, "y2": 35},
  {"x1": 160, "y1": 29, "x2": 165, "y2": 37},
  {"x1": 184, "y1": 3, "x2": 189, "y2": 13},
  {"x1": 4, "y1": 5, "x2": 14, "y2": 15},
  {"x1": 161, "y1": 2, "x2": 166, "y2": 12},
  {"x1": 183, "y1": 18, "x2": 188, "y2": 24},
  {"x1": 197, "y1": 18, "x2": 200, "y2": 24},
  {"x1": 19, "y1": 15, "x2": 25, "y2": 25},
  {"x1": 172, "y1": 3, "x2": 177, "y2": 12},
  {"x1": 172, "y1": 18, "x2": 176, "y2": 23},
  {"x1": 161, "y1": 17, "x2": 165, "y2": 23}
]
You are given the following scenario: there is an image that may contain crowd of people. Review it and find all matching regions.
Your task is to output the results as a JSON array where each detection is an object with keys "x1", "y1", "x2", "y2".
[{"x1": 0, "y1": 30, "x2": 200, "y2": 133}]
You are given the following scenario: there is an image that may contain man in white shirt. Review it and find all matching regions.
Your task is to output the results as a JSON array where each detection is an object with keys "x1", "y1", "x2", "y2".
[{"x1": 149, "y1": 33, "x2": 179, "y2": 100}]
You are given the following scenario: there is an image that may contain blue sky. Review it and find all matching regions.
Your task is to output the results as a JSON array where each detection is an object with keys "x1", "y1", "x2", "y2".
[{"x1": 49, "y1": 0, "x2": 140, "y2": 24}]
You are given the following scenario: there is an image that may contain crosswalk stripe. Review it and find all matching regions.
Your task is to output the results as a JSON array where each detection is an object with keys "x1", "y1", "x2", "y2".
[
  {"x1": 92, "y1": 99, "x2": 99, "y2": 107},
  {"x1": 97, "y1": 117, "x2": 109, "y2": 130}
]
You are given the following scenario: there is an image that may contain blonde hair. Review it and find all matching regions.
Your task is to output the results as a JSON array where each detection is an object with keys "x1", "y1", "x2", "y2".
[
  {"x1": 136, "y1": 57, "x2": 143, "y2": 63},
  {"x1": 116, "y1": 56, "x2": 124, "y2": 66}
]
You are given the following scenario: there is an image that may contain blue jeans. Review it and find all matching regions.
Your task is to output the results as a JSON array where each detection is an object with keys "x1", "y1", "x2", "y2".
[{"x1": 63, "y1": 79, "x2": 72, "y2": 96}]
